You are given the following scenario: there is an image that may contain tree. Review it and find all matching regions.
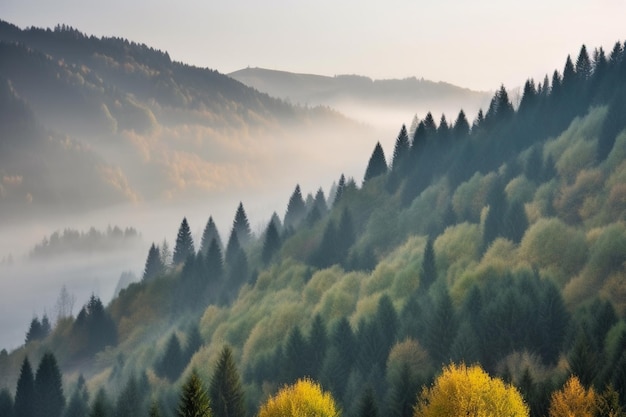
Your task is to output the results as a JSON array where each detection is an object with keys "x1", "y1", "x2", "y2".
[
  {"x1": 88, "y1": 389, "x2": 111, "y2": 417},
  {"x1": 548, "y1": 376, "x2": 596, "y2": 417},
  {"x1": 156, "y1": 333, "x2": 184, "y2": 381},
  {"x1": 363, "y1": 142, "x2": 388, "y2": 183},
  {"x1": 453, "y1": 110, "x2": 470, "y2": 138},
  {"x1": 34, "y1": 352, "x2": 65, "y2": 417},
  {"x1": 284, "y1": 185, "x2": 307, "y2": 230},
  {"x1": 258, "y1": 379, "x2": 339, "y2": 417},
  {"x1": 55, "y1": 285, "x2": 76, "y2": 322},
  {"x1": 72, "y1": 295, "x2": 117, "y2": 357},
  {"x1": 209, "y1": 346, "x2": 245, "y2": 417},
  {"x1": 200, "y1": 217, "x2": 222, "y2": 255},
  {"x1": 576, "y1": 44, "x2": 592, "y2": 82},
  {"x1": 148, "y1": 401, "x2": 162, "y2": 417},
  {"x1": 14, "y1": 357, "x2": 35, "y2": 417},
  {"x1": 142, "y1": 243, "x2": 164, "y2": 281},
  {"x1": 391, "y1": 125, "x2": 410, "y2": 171},
  {"x1": 262, "y1": 220, "x2": 281, "y2": 264},
  {"x1": 0, "y1": 389, "x2": 14, "y2": 417},
  {"x1": 160, "y1": 239, "x2": 172, "y2": 270},
  {"x1": 232, "y1": 203, "x2": 252, "y2": 247},
  {"x1": 334, "y1": 174, "x2": 346, "y2": 206},
  {"x1": 64, "y1": 375, "x2": 88, "y2": 417},
  {"x1": 173, "y1": 218, "x2": 195, "y2": 266},
  {"x1": 421, "y1": 236, "x2": 436, "y2": 290},
  {"x1": 206, "y1": 237, "x2": 224, "y2": 281},
  {"x1": 357, "y1": 387, "x2": 378, "y2": 417},
  {"x1": 413, "y1": 363, "x2": 529, "y2": 417},
  {"x1": 178, "y1": 370, "x2": 211, "y2": 417},
  {"x1": 25, "y1": 317, "x2": 43, "y2": 344}
]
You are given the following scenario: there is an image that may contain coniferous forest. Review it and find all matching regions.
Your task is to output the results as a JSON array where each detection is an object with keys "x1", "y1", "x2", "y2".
[{"x1": 1, "y1": 23, "x2": 626, "y2": 417}]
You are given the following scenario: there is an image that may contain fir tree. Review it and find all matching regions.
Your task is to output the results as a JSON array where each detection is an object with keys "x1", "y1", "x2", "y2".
[
  {"x1": 422, "y1": 112, "x2": 437, "y2": 136},
  {"x1": 178, "y1": 370, "x2": 211, "y2": 417},
  {"x1": 562, "y1": 55, "x2": 576, "y2": 92},
  {"x1": 452, "y1": 109, "x2": 470, "y2": 138},
  {"x1": 334, "y1": 174, "x2": 346, "y2": 206},
  {"x1": 142, "y1": 243, "x2": 164, "y2": 281},
  {"x1": 25, "y1": 317, "x2": 43, "y2": 344},
  {"x1": 156, "y1": 333, "x2": 184, "y2": 381},
  {"x1": 576, "y1": 44, "x2": 592, "y2": 82},
  {"x1": 312, "y1": 188, "x2": 328, "y2": 217},
  {"x1": 261, "y1": 220, "x2": 281, "y2": 264},
  {"x1": 363, "y1": 142, "x2": 388, "y2": 183},
  {"x1": 518, "y1": 79, "x2": 538, "y2": 115},
  {"x1": 437, "y1": 114, "x2": 450, "y2": 141},
  {"x1": 391, "y1": 125, "x2": 410, "y2": 171},
  {"x1": 64, "y1": 375, "x2": 88, "y2": 417},
  {"x1": 185, "y1": 325, "x2": 203, "y2": 363},
  {"x1": 173, "y1": 218, "x2": 195, "y2": 266},
  {"x1": 14, "y1": 357, "x2": 35, "y2": 417},
  {"x1": 200, "y1": 217, "x2": 222, "y2": 255},
  {"x1": 421, "y1": 236, "x2": 436, "y2": 290},
  {"x1": 284, "y1": 185, "x2": 307, "y2": 230},
  {"x1": 88, "y1": 389, "x2": 110, "y2": 417},
  {"x1": 205, "y1": 238, "x2": 224, "y2": 281},
  {"x1": 0, "y1": 389, "x2": 14, "y2": 417},
  {"x1": 306, "y1": 315, "x2": 327, "y2": 380},
  {"x1": 34, "y1": 352, "x2": 65, "y2": 417},
  {"x1": 232, "y1": 203, "x2": 252, "y2": 247},
  {"x1": 357, "y1": 388, "x2": 378, "y2": 417},
  {"x1": 209, "y1": 346, "x2": 245, "y2": 417}
]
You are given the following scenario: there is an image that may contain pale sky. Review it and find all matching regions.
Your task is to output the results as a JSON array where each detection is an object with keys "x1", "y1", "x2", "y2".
[{"x1": 1, "y1": 0, "x2": 625, "y2": 91}]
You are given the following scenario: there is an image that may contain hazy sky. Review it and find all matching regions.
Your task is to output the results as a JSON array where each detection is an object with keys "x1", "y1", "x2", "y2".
[{"x1": 2, "y1": 0, "x2": 625, "y2": 91}]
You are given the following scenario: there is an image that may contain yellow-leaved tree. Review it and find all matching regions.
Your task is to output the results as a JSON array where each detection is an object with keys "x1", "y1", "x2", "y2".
[
  {"x1": 258, "y1": 379, "x2": 340, "y2": 417},
  {"x1": 414, "y1": 363, "x2": 529, "y2": 417},
  {"x1": 548, "y1": 376, "x2": 596, "y2": 417}
]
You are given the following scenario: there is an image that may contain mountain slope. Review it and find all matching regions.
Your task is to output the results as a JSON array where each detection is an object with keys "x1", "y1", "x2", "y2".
[{"x1": 229, "y1": 67, "x2": 491, "y2": 128}]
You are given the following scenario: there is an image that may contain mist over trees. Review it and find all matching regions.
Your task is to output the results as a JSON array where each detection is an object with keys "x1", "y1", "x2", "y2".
[{"x1": 1, "y1": 30, "x2": 626, "y2": 417}]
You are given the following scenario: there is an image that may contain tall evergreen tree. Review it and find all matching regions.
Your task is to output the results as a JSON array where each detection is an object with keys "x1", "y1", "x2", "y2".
[
  {"x1": 334, "y1": 174, "x2": 346, "y2": 206},
  {"x1": 306, "y1": 315, "x2": 328, "y2": 380},
  {"x1": 0, "y1": 389, "x2": 14, "y2": 417},
  {"x1": 312, "y1": 188, "x2": 328, "y2": 217},
  {"x1": 14, "y1": 357, "x2": 35, "y2": 417},
  {"x1": 34, "y1": 352, "x2": 65, "y2": 417},
  {"x1": 209, "y1": 346, "x2": 245, "y2": 417},
  {"x1": 363, "y1": 142, "x2": 388, "y2": 183},
  {"x1": 156, "y1": 333, "x2": 184, "y2": 381},
  {"x1": 518, "y1": 79, "x2": 538, "y2": 115},
  {"x1": 424, "y1": 288, "x2": 458, "y2": 365},
  {"x1": 232, "y1": 203, "x2": 252, "y2": 247},
  {"x1": 387, "y1": 363, "x2": 419, "y2": 417},
  {"x1": 88, "y1": 389, "x2": 110, "y2": 417},
  {"x1": 357, "y1": 387, "x2": 378, "y2": 417},
  {"x1": 391, "y1": 125, "x2": 410, "y2": 171},
  {"x1": 25, "y1": 317, "x2": 43, "y2": 344},
  {"x1": 561, "y1": 55, "x2": 577, "y2": 92},
  {"x1": 64, "y1": 375, "x2": 88, "y2": 417},
  {"x1": 200, "y1": 217, "x2": 222, "y2": 255},
  {"x1": 160, "y1": 239, "x2": 172, "y2": 271},
  {"x1": 576, "y1": 44, "x2": 592, "y2": 82},
  {"x1": 452, "y1": 109, "x2": 470, "y2": 138},
  {"x1": 421, "y1": 236, "x2": 436, "y2": 290},
  {"x1": 185, "y1": 325, "x2": 203, "y2": 363},
  {"x1": 142, "y1": 243, "x2": 164, "y2": 281},
  {"x1": 282, "y1": 326, "x2": 307, "y2": 383},
  {"x1": 422, "y1": 112, "x2": 437, "y2": 136},
  {"x1": 173, "y1": 218, "x2": 195, "y2": 266},
  {"x1": 284, "y1": 185, "x2": 307, "y2": 230},
  {"x1": 205, "y1": 238, "x2": 224, "y2": 281},
  {"x1": 261, "y1": 220, "x2": 281, "y2": 264},
  {"x1": 178, "y1": 370, "x2": 211, "y2": 417},
  {"x1": 437, "y1": 114, "x2": 450, "y2": 141}
]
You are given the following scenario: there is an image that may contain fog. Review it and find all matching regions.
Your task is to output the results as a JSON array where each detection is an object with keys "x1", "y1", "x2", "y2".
[{"x1": 0, "y1": 116, "x2": 392, "y2": 351}]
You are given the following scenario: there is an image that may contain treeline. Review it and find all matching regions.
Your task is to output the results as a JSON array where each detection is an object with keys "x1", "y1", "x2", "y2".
[
  {"x1": 3, "y1": 39, "x2": 626, "y2": 417},
  {"x1": 29, "y1": 226, "x2": 140, "y2": 259}
]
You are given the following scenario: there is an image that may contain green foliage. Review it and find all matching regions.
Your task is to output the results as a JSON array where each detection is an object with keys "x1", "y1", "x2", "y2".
[
  {"x1": 173, "y1": 218, "x2": 195, "y2": 266},
  {"x1": 14, "y1": 357, "x2": 34, "y2": 417},
  {"x1": 364, "y1": 142, "x2": 388, "y2": 183},
  {"x1": 34, "y1": 352, "x2": 65, "y2": 417},
  {"x1": 209, "y1": 346, "x2": 245, "y2": 417},
  {"x1": 143, "y1": 243, "x2": 165, "y2": 282},
  {"x1": 284, "y1": 185, "x2": 307, "y2": 231},
  {"x1": 156, "y1": 333, "x2": 185, "y2": 381},
  {"x1": 178, "y1": 370, "x2": 211, "y2": 417},
  {"x1": 0, "y1": 389, "x2": 14, "y2": 417},
  {"x1": 200, "y1": 216, "x2": 223, "y2": 255}
]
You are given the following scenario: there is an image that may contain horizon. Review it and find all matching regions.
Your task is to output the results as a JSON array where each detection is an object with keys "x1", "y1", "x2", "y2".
[{"x1": 1, "y1": 1, "x2": 625, "y2": 91}]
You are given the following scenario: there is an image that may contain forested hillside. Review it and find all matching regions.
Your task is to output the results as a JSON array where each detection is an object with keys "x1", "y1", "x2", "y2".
[
  {"x1": 0, "y1": 20, "x2": 366, "y2": 224},
  {"x1": 2, "y1": 39, "x2": 626, "y2": 417}
]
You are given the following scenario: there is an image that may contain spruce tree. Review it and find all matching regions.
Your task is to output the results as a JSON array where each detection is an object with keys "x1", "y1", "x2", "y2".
[
  {"x1": 177, "y1": 370, "x2": 211, "y2": 417},
  {"x1": 391, "y1": 125, "x2": 410, "y2": 171},
  {"x1": 421, "y1": 236, "x2": 436, "y2": 290},
  {"x1": 334, "y1": 174, "x2": 346, "y2": 206},
  {"x1": 306, "y1": 315, "x2": 327, "y2": 379},
  {"x1": 88, "y1": 389, "x2": 110, "y2": 417},
  {"x1": 173, "y1": 218, "x2": 195, "y2": 266},
  {"x1": 437, "y1": 114, "x2": 450, "y2": 141},
  {"x1": 422, "y1": 112, "x2": 437, "y2": 136},
  {"x1": 34, "y1": 352, "x2": 65, "y2": 417},
  {"x1": 261, "y1": 220, "x2": 281, "y2": 264},
  {"x1": 14, "y1": 357, "x2": 34, "y2": 417},
  {"x1": 25, "y1": 318, "x2": 43, "y2": 344},
  {"x1": 64, "y1": 375, "x2": 88, "y2": 417},
  {"x1": 156, "y1": 334, "x2": 184, "y2": 381},
  {"x1": 0, "y1": 389, "x2": 14, "y2": 417},
  {"x1": 363, "y1": 142, "x2": 388, "y2": 183},
  {"x1": 185, "y1": 325, "x2": 203, "y2": 363},
  {"x1": 284, "y1": 185, "x2": 307, "y2": 230},
  {"x1": 357, "y1": 388, "x2": 378, "y2": 417},
  {"x1": 576, "y1": 44, "x2": 592, "y2": 82},
  {"x1": 200, "y1": 217, "x2": 222, "y2": 255},
  {"x1": 205, "y1": 238, "x2": 224, "y2": 281},
  {"x1": 452, "y1": 110, "x2": 470, "y2": 138},
  {"x1": 387, "y1": 364, "x2": 418, "y2": 417},
  {"x1": 232, "y1": 203, "x2": 251, "y2": 247},
  {"x1": 142, "y1": 243, "x2": 164, "y2": 281},
  {"x1": 209, "y1": 346, "x2": 245, "y2": 417},
  {"x1": 160, "y1": 239, "x2": 172, "y2": 270},
  {"x1": 312, "y1": 188, "x2": 328, "y2": 218}
]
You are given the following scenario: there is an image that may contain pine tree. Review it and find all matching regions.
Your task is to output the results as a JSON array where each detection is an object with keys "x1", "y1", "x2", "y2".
[
  {"x1": 88, "y1": 389, "x2": 110, "y2": 417},
  {"x1": 576, "y1": 44, "x2": 592, "y2": 82},
  {"x1": 34, "y1": 352, "x2": 65, "y2": 417},
  {"x1": 232, "y1": 203, "x2": 251, "y2": 247},
  {"x1": 0, "y1": 389, "x2": 14, "y2": 417},
  {"x1": 200, "y1": 217, "x2": 222, "y2": 255},
  {"x1": 173, "y1": 218, "x2": 195, "y2": 266},
  {"x1": 209, "y1": 346, "x2": 245, "y2": 417},
  {"x1": 387, "y1": 363, "x2": 418, "y2": 417},
  {"x1": 160, "y1": 239, "x2": 172, "y2": 270},
  {"x1": 424, "y1": 288, "x2": 458, "y2": 365},
  {"x1": 518, "y1": 79, "x2": 538, "y2": 115},
  {"x1": 357, "y1": 388, "x2": 378, "y2": 417},
  {"x1": 562, "y1": 55, "x2": 576, "y2": 92},
  {"x1": 312, "y1": 189, "x2": 328, "y2": 217},
  {"x1": 156, "y1": 334, "x2": 184, "y2": 381},
  {"x1": 452, "y1": 110, "x2": 470, "y2": 138},
  {"x1": 391, "y1": 125, "x2": 410, "y2": 171},
  {"x1": 421, "y1": 236, "x2": 436, "y2": 290},
  {"x1": 205, "y1": 238, "x2": 224, "y2": 281},
  {"x1": 363, "y1": 142, "x2": 388, "y2": 183},
  {"x1": 25, "y1": 317, "x2": 43, "y2": 344},
  {"x1": 178, "y1": 370, "x2": 211, "y2": 417},
  {"x1": 284, "y1": 185, "x2": 307, "y2": 230},
  {"x1": 437, "y1": 114, "x2": 450, "y2": 141},
  {"x1": 148, "y1": 401, "x2": 161, "y2": 417},
  {"x1": 185, "y1": 325, "x2": 203, "y2": 362},
  {"x1": 142, "y1": 243, "x2": 164, "y2": 281},
  {"x1": 14, "y1": 357, "x2": 34, "y2": 417},
  {"x1": 262, "y1": 220, "x2": 281, "y2": 264},
  {"x1": 306, "y1": 315, "x2": 327, "y2": 380},
  {"x1": 64, "y1": 375, "x2": 88, "y2": 417},
  {"x1": 334, "y1": 174, "x2": 346, "y2": 206},
  {"x1": 423, "y1": 112, "x2": 437, "y2": 136},
  {"x1": 282, "y1": 326, "x2": 308, "y2": 383}
]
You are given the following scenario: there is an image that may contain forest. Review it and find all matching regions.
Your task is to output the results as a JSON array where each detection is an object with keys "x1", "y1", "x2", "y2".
[{"x1": 1, "y1": 34, "x2": 626, "y2": 417}]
